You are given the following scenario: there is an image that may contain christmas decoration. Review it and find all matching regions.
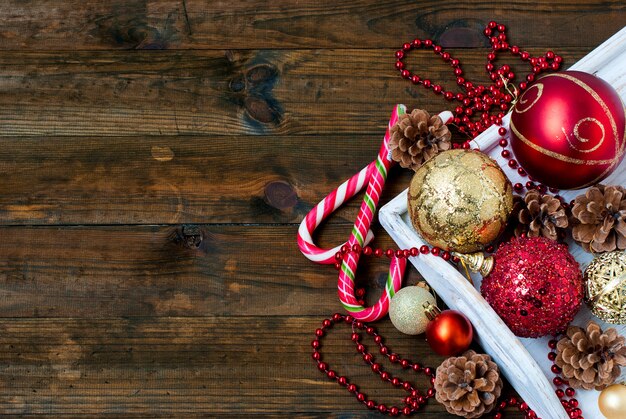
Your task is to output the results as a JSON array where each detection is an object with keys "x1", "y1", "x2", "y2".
[
  {"x1": 298, "y1": 105, "x2": 454, "y2": 321},
  {"x1": 395, "y1": 21, "x2": 563, "y2": 143},
  {"x1": 510, "y1": 70, "x2": 626, "y2": 190},
  {"x1": 310, "y1": 312, "x2": 540, "y2": 418},
  {"x1": 546, "y1": 336, "x2": 584, "y2": 418},
  {"x1": 434, "y1": 350, "x2": 503, "y2": 418},
  {"x1": 480, "y1": 236, "x2": 584, "y2": 338},
  {"x1": 571, "y1": 184, "x2": 626, "y2": 253},
  {"x1": 584, "y1": 250, "x2": 626, "y2": 324},
  {"x1": 389, "y1": 284, "x2": 437, "y2": 335},
  {"x1": 298, "y1": 105, "x2": 408, "y2": 321},
  {"x1": 555, "y1": 321, "x2": 626, "y2": 390},
  {"x1": 510, "y1": 190, "x2": 568, "y2": 240},
  {"x1": 407, "y1": 149, "x2": 513, "y2": 253},
  {"x1": 454, "y1": 251, "x2": 494, "y2": 276},
  {"x1": 311, "y1": 313, "x2": 438, "y2": 416},
  {"x1": 389, "y1": 109, "x2": 451, "y2": 171},
  {"x1": 388, "y1": 20, "x2": 618, "y2": 419},
  {"x1": 425, "y1": 308, "x2": 473, "y2": 356},
  {"x1": 598, "y1": 383, "x2": 626, "y2": 419}
]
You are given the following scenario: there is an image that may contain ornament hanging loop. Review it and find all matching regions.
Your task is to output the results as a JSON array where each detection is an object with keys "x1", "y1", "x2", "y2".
[{"x1": 453, "y1": 251, "x2": 494, "y2": 276}]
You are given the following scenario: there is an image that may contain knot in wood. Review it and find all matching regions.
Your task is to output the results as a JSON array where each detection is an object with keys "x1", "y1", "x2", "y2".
[{"x1": 181, "y1": 225, "x2": 203, "y2": 248}]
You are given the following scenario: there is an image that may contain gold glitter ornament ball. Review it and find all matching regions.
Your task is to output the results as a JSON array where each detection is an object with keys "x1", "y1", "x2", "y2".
[
  {"x1": 389, "y1": 285, "x2": 437, "y2": 335},
  {"x1": 584, "y1": 250, "x2": 626, "y2": 324},
  {"x1": 408, "y1": 149, "x2": 513, "y2": 253}
]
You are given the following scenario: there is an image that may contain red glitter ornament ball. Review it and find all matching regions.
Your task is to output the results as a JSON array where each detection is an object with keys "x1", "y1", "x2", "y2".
[
  {"x1": 510, "y1": 71, "x2": 626, "y2": 190},
  {"x1": 480, "y1": 237, "x2": 583, "y2": 338}
]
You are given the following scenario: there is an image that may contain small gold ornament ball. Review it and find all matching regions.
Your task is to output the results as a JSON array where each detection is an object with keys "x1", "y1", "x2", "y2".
[
  {"x1": 598, "y1": 383, "x2": 626, "y2": 419},
  {"x1": 389, "y1": 286, "x2": 436, "y2": 335},
  {"x1": 407, "y1": 149, "x2": 513, "y2": 253},
  {"x1": 584, "y1": 250, "x2": 626, "y2": 324}
]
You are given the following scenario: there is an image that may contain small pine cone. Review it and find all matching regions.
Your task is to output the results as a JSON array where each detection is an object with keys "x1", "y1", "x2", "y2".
[
  {"x1": 510, "y1": 190, "x2": 568, "y2": 241},
  {"x1": 571, "y1": 184, "x2": 626, "y2": 253},
  {"x1": 434, "y1": 350, "x2": 503, "y2": 418},
  {"x1": 389, "y1": 109, "x2": 451, "y2": 171},
  {"x1": 555, "y1": 321, "x2": 626, "y2": 391}
]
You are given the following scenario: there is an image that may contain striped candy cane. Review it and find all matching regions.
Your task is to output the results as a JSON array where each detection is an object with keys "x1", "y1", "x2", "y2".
[
  {"x1": 298, "y1": 105, "x2": 452, "y2": 321},
  {"x1": 296, "y1": 162, "x2": 376, "y2": 264},
  {"x1": 337, "y1": 105, "x2": 407, "y2": 321}
]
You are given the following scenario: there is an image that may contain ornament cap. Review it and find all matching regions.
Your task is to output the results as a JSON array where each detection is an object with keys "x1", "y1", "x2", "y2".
[
  {"x1": 454, "y1": 251, "x2": 494, "y2": 276},
  {"x1": 423, "y1": 301, "x2": 441, "y2": 321}
]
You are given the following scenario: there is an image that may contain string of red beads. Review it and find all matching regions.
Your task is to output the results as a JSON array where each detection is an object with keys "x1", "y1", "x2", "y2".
[
  {"x1": 395, "y1": 21, "x2": 563, "y2": 194},
  {"x1": 332, "y1": 243, "x2": 461, "y2": 271},
  {"x1": 311, "y1": 314, "x2": 543, "y2": 418},
  {"x1": 493, "y1": 396, "x2": 538, "y2": 419},
  {"x1": 547, "y1": 337, "x2": 584, "y2": 419},
  {"x1": 495, "y1": 126, "x2": 560, "y2": 196},
  {"x1": 312, "y1": 314, "x2": 436, "y2": 416}
]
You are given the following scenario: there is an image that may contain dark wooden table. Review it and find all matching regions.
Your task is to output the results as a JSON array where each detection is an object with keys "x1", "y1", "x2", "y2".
[{"x1": 0, "y1": 2, "x2": 623, "y2": 417}]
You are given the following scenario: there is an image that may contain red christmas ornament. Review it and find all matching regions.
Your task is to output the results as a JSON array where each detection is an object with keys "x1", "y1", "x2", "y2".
[
  {"x1": 510, "y1": 71, "x2": 626, "y2": 190},
  {"x1": 425, "y1": 309, "x2": 473, "y2": 356},
  {"x1": 481, "y1": 237, "x2": 583, "y2": 338}
]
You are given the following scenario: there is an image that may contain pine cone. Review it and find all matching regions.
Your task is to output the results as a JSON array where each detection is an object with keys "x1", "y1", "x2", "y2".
[
  {"x1": 389, "y1": 109, "x2": 451, "y2": 171},
  {"x1": 555, "y1": 321, "x2": 626, "y2": 391},
  {"x1": 571, "y1": 184, "x2": 626, "y2": 253},
  {"x1": 510, "y1": 190, "x2": 568, "y2": 241},
  {"x1": 434, "y1": 350, "x2": 503, "y2": 418}
]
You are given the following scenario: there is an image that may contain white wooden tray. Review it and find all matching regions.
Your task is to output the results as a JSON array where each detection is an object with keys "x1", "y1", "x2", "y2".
[{"x1": 380, "y1": 26, "x2": 626, "y2": 419}]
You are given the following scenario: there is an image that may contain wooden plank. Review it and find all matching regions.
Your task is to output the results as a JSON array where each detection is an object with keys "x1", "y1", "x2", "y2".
[
  {"x1": 0, "y1": 0, "x2": 622, "y2": 50},
  {"x1": 0, "y1": 225, "x2": 425, "y2": 318},
  {"x1": 0, "y1": 135, "x2": 414, "y2": 225},
  {"x1": 0, "y1": 316, "x2": 523, "y2": 417},
  {"x1": 0, "y1": 48, "x2": 590, "y2": 137}
]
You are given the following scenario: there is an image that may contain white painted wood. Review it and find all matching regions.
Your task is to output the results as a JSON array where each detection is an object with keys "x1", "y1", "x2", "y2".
[{"x1": 380, "y1": 26, "x2": 626, "y2": 419}]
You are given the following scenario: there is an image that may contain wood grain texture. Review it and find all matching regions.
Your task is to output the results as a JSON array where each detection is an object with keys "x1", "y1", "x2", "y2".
[
  {"x1": 0, "y1": 0, "x2": 622, "y2": 50},
  {"x1": 0, "y1": 49, "x2": 589, "y2": 137},
  {"x1": 0, "y1": 48, "x2": 588, "y2": 226},
  {"x1": 0, "y1": 224, "x2": 425, "y2": 318},
  {"x1": 0, "y1": 135, "x2": 414, "y2": 225},
  {"x1": 0, "y1": 316, "x2": 523, "y2": 417}
]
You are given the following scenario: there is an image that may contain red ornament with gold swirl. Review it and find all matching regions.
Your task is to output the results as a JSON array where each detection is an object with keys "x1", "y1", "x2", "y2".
[{"x1": 510, "y1": 70, "x2": 626, "y2": 190}]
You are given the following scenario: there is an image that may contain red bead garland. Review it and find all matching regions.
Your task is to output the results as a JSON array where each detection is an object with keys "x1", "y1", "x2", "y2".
[
  {"x1": 395, "y1": 21, "x2": 563, "y2": 194},
  {"x1": 333, "y1": 243, "x2": 460, "y2": 271},
  {"x1": 495, "y1": 125, "x2": 560, "y2": 195},
  {"x1": 312, "y1": 314, "x2": 436, "y2": 416},
  {"x1": 311, "y1": 314, "x2": 544, "y2": 418},
  {"x1": 492, "y1": 396, "x2": 539, "y2": 419},
  {"x1": 547, "y1": 337, "x2": 585, "y2": 419}
]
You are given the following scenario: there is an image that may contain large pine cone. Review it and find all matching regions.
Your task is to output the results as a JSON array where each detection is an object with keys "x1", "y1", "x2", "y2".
[
  {"x1": 389, "y1": 109, "x2": 451, "y2": 171},
  {"x1": 511, "y1": 190, "x2": 568, "y2": 241},
  {"x1": 571, "y1": 184, "x2": 626, "y2": 253},
  {"x1": 555, "y1": 321, "x2": 626, "y2": 390},
  {"x1": 434, "y1": 350, "x2": 503, "y2": 418}
]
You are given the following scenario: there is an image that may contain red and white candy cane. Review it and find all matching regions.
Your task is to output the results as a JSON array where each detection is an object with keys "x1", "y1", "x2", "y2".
[{"x1": 298, "y1": 105, "x2": 453, "y2": 321}]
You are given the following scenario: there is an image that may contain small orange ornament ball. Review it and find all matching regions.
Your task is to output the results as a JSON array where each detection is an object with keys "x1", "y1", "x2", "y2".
[
  {"x1": 510, "y1": 71, "x2": 626, "y2": 190},
  {"x1": 425, "y1": 310, "x2": 474, "y2": 356}
]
